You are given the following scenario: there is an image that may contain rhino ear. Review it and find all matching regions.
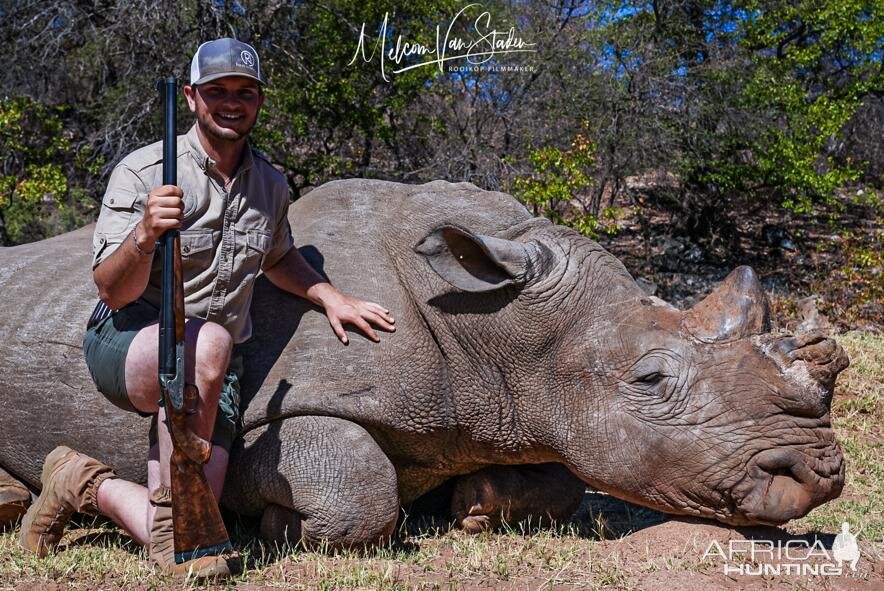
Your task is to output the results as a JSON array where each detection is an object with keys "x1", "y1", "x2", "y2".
[
  {"x1": 683, "y1": 266, "x2": 771, "y2": 343},
  {"x1": 414, "y1": 225, "x2": 541, "y2": 293}
]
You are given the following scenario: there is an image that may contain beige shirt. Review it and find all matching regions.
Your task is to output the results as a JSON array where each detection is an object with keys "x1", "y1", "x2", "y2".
[{"x1": 92, "y1": 125, "x2": 294, "y2": 343}]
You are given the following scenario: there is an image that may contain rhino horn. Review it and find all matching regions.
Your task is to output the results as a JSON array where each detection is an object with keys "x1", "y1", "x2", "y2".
[
  {"x1": 414, "y1": 225, "x2": 543, "y2": 293},
  {"x1": 683, "y1": 266, "x2": 771, "y2": 343}
]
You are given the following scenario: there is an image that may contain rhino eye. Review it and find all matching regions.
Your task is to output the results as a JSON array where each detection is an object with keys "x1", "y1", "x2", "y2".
[
  {"x1": 620, "y1": 351, "x2": 691, "y2": 415},
  {"x1": 635, "y1": 371, "x2": 665, "y2": 385},
  {"x1": 620, "y1": 352, "x2": 680, "y2": 396},
  {"x1": 623, "y1": 355, "x2": 671, "y2": 385}
]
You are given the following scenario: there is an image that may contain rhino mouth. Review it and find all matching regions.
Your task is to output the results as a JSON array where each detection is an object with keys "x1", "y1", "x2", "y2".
[{"x1": 732, "y1": 446, "x2": 844, "y2": 525}]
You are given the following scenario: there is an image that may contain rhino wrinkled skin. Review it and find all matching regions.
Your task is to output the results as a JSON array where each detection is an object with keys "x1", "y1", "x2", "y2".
[{"x1": 0, "y1": 179, "x2": 849, "y2": 547}]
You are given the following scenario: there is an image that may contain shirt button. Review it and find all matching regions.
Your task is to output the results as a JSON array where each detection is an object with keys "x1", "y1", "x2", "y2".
[
  {"x1": 109, "y1": 198, "x2": 115, "y2": 204},
  {"x1": 183, "y1": 245, "x2": 190, "y2": 254}
]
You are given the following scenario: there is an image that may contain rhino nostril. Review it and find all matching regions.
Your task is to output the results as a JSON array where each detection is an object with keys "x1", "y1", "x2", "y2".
[
  {"x1": 773, "y1": 333, "x2": 830, "y2": 359},
  {"x1": 769, "y1": 466, "x2": 796, "y2": 479},
  {"x1": 751, "y1": 448, "x2": 814, "y2": 485},
  {"x1": 764, "y1": 463, "x2": 809, "y2": 490}
]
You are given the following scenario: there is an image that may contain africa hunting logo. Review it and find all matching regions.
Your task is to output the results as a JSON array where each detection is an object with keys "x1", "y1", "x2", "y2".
[{"x1": 702, "y1": 522, "x2": 862, "y2": 577}]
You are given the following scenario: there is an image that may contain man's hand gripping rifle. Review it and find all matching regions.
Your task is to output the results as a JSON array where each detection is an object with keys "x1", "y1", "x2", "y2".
[{"x1": 157, "y1": 77, "x2": 233, "y2": 564}]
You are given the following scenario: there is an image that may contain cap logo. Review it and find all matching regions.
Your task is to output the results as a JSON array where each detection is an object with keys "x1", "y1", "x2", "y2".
[{"x1": 241, "y1": 50, "x2": 255, "y2": 68}]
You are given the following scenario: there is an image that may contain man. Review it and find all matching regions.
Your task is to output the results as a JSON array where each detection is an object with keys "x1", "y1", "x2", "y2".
[{"x1": 18, "y1": 38, "x2": 395, "y2": 577}]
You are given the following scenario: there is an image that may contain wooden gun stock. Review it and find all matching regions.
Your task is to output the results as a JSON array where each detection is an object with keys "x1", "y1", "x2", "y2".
[{"x1": 157, "y1": 76, "x2": 232, "y2": 563}]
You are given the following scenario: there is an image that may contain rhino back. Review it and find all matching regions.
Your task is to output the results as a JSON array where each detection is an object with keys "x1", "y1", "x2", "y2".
[
  {"x1": 0, "y1": 225, "x2": 148, "y2": 487},
  {"x1": 238, "y1": 179, "x2": 533, "y2": 441}
]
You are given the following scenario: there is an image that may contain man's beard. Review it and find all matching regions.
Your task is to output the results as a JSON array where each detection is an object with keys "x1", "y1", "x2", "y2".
[{"x1": 197, "y1": 109, "x2": 256, "y2": 143}]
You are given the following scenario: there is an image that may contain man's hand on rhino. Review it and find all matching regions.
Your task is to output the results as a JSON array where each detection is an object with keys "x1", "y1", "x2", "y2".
[
  {"x1": 312, "y1": 284, "x2": 395, "y2": 344},
  {"x1": 264, "y1": 247, "x2": 394, "y2": 343}
]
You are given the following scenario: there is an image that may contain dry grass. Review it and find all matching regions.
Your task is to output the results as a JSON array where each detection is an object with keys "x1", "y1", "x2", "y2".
[{"x1": 1, "y1": 330, "x2": 881, "y2": 590}]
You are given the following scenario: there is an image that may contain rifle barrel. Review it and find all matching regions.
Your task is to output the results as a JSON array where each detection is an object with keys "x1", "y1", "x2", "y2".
[{"x1": 158, "y1": 77, "x2": 178, "y2": 380}]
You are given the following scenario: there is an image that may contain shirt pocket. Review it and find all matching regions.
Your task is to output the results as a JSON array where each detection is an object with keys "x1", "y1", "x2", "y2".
[
  {"x1": 92, "y1": 192, "x2": 141, "y2": 266},
  {"x1": 179, "y1": 229, "x2": 215, "y2": 273},
  {"x1": 247, "y1": 229, "x2": 271, "y2": 257},
  {"x1": 234, "y1": 228, "x2": 270, "y2": 280}
]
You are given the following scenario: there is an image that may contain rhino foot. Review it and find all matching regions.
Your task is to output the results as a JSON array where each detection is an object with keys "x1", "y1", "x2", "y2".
[
  {"x1": 224, "y1": 416, "x2": 399, "y2": 551},
  {"x1": 0, "y1": 466, "x2": 31, "y2": 529},
  {"x1": 451, "y1": 463, "x2": 585, "y2": 533},
  {"x1": 260, "y1": 503, "x2": 302, "y2": 547}
]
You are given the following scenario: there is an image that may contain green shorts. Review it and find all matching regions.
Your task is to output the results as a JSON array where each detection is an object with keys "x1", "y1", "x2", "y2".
[{"x1": 83, "y1": 301, "x2": 242, "y2": 452}]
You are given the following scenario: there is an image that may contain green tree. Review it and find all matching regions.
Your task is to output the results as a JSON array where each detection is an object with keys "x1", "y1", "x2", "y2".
[
  {"x1": 738, "y1": 0, "x2": 883, "y2": 213},
  {"x1": 586, "y1": 0, "x2": 882, "y2": 242},
  {"x1": 513, "y1": 125, "x2": 625, "y2": 238},
  {"x1": 0, "y1": 0, "x2": 881, "y2": 248},
  {"x1": 0, "y1": 98, "x2": 97, "y2": 245}
]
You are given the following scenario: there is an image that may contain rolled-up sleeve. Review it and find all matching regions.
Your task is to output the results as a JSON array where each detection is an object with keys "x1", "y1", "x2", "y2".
[{"x1": 92, "y1": 164, "x2": 148, "y2": 269}]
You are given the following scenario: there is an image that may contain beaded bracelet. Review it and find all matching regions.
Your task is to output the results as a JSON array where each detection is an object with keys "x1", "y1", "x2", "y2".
[{"x1": 131, "y1": 226, "x2": 156, "y2": 256}]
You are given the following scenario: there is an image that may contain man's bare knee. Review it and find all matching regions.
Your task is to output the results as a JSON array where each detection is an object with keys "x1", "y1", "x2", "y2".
[
  {"x1": 196, "y1": 322, "x2": 233, "y2": 366},
  {"x1": 194, "y1": 322, "x2": 233, "y2": 384},
  {"x1": 125, "y1": 323, "x2": 161, "y2": 413}
]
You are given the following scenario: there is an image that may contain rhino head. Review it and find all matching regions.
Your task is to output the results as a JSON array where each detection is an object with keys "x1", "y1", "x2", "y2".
[{"x1": 415, "y1": 221, "x2": 848, "y2": 526}]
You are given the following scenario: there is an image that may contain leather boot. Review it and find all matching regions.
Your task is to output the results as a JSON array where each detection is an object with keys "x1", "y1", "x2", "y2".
[
  {"x1": 0, "y1": 470, "x2": 31, "y2": 529},
  {"x1": 19, "y1": 446, "x2": 116, "y2": 557},
  {"x1": 148, "y1": 486, "x2": 174, "y2": 566},
  {"x1": 148, "y1": 485, "x2": 240, "y2": 579}
]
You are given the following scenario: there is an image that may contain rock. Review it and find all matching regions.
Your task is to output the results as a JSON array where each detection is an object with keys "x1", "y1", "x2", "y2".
[{"x1": 796, "y1": 296, "x2": 833, "y2": 334}]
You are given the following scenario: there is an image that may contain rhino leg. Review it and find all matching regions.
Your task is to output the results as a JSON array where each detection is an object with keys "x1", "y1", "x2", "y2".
[
  {"x1": 0, "y1": 466, "x2": 31, "y2": 529},
  {"x1": 224, "y1": 415, "x2": 399, "y2": 550},
  {"x1": 451, "y1": 463, "x2": 585, "y2": 534}
]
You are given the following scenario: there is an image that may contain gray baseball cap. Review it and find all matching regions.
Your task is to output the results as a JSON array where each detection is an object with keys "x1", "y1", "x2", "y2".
[{"x1": 190, "y1": 38, "x2": 266, "y2": 86}]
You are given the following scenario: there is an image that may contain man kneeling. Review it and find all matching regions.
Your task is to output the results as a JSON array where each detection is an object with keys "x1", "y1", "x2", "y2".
[{"x1": 19, "y1": 37, "x2": 395, "y2": 578}]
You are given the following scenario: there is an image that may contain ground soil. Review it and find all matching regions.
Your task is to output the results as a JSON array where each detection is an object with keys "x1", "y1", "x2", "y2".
[{"x1": 5, "y1": 491, "x2": 880, "y2": 590}]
